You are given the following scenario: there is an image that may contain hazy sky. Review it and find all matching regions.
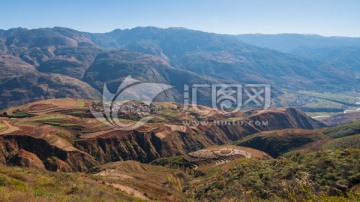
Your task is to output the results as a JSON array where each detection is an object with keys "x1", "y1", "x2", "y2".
[{"x1": 1, "y1": 0, "x2": 359, "y2": 36}]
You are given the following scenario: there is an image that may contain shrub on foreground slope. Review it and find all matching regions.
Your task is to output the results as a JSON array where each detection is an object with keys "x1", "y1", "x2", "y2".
[{"x1": 187, "y1": 149, "x2": 360, "y2": 201}]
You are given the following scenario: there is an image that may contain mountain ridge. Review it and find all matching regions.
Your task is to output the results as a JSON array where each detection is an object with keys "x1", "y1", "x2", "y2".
[{"x1": 0, "y1": 26, "x2": 359, "y2": 110}]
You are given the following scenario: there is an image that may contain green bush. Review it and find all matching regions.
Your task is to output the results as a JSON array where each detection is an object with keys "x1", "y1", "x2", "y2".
[
  {"x1": 0, "y1": 175, "x2": 6, "y2": 186},
  {"x1": 187, "y1": 149, "x2": 360, "y2": 201}
]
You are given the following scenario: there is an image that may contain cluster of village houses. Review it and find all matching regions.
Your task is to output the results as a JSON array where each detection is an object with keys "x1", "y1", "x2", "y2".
[
  {"x1": 290, "y1": 94, "x2": 318, "y2": 106},
  {"x1": 91, "y1": 101, "x2": 162, "y2": 118}
]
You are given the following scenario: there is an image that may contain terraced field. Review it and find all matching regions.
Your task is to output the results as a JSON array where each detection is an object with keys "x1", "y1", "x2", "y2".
[
  {"x1": 90, "y1": 161, "x2": 190, "y2": 201},
  {"x1": 152, "y1": 145, "x2": 270, "y2": 174},
  {"x1": 0, "y1": 120, "x2": 19, "y2": 135}
]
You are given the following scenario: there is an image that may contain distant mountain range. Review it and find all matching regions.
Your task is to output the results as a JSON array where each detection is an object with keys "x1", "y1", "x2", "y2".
[
  {"x1": 1, "y1": 27, "x2": 360, "y2": 201},
  {"x1": 0, "y1": 27, "x2": 359, "y2": 109}
]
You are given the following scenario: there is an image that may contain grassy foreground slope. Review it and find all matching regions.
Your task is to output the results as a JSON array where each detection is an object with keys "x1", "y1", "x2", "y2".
[
  {"x1": 0, "y1": 160, "x2": 191, "y2": 202},
  {"x1": 0, "y1": 164, "x2": 137, "y2": 202},
  {"x1": 187, "y1": 149, "x2": 360, "y2": 201}
]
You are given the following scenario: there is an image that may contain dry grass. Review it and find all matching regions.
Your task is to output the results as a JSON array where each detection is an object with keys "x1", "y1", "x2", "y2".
[
  {"x1": 0, "y1": 164, "x2": 140, "y2": 202},
  {"x1": 90, "y1": 160, "x2": 190, "y2": 201}
]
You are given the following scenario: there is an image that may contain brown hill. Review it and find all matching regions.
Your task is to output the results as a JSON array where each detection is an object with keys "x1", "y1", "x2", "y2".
[
  {"x1": 0, "y1": 55, "x2": 100, "y2": 108},
  {"x1": 235, "y1": 128, "x2": 327, "y2": 157},
  {"x1": 0, "y1": 99, "x2": 324, "y2": 171},
  {"x1": 2, "y1": 27, "x2": 102, "y2": 78}
]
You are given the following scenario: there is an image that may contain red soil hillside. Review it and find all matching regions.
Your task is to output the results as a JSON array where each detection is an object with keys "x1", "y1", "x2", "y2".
[{"x1": 0, "y1": 99, "x2": 324, "y2": 171}]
